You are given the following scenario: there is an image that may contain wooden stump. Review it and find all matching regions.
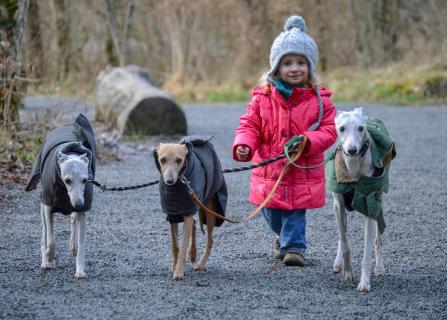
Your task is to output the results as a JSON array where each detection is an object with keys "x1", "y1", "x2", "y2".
[{"x1": 95, "y1": 65, "x2": 187, "y2": 136}]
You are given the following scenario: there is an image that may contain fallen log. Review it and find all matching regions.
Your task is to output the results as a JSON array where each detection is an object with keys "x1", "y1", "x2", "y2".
[{"x1": 95, "y1": 65, "x2": 187, "y2": 136}]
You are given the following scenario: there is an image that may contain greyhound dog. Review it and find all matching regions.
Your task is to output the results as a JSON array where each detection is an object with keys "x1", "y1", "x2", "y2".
[
  {"x1": 327, "y1": 107, "x2": 395, "y2": 292},
  {"x1": 154, "y1": 136, "x2": 227, "y2": 280},
  {"x1": 25, "y1": 114, "x2": 96, "y2": 279}
]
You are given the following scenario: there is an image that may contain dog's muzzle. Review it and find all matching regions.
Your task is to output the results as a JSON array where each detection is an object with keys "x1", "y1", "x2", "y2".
[{"x1": 342, "y1": 139, "x2": 370, "y2": 157}]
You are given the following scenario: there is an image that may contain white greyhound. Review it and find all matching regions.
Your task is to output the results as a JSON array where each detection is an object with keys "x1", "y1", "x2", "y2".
[
  {"x1": 40, "y1": 153, "x2": 90, "y2": 279},
  {"x1": 26, "y1": 114, "x2": 96, "y2": 279},
  {"x1": 331, "y1": 107, "x2": 385, "y2": 293}
]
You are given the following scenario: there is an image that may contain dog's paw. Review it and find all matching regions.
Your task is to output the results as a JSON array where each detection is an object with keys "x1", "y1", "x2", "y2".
[
  {"x1": 74, "y1": 272, "x2": 87, "y2": 279},
  {"x1": 192, "y1": 263, "x2": 206, "y2": 271},
  {"x1": 40, "y1": 261, "x2": 54, "y2": 271},
  {"x1": 169, "y1": 263, "x2": 177, "y2": 274},
  {"x1": 343, "y1": 269, "x2": 354, "y2": 282},
  {"x1": 173, "y1": 270, "x2": 184, "y2": 280},
  {"x1": 357, "y1": 281, "x2": 371, "y2": 293},
  {"x1": 374, "y1": 266, "x2": 385, "y2": 277},
  {"x1": 333, "y1": 261, "x2": 342, "y2": 273}
]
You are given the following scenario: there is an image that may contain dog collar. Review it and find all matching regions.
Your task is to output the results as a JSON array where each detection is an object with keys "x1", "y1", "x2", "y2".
[
  {"x1": 177, "y1": 158, "x2": 189, "y2": 182},
  {"x1": 359, "y1": 139, "x2": 370, "y2": 157},
  {"x1": 339, "y1": 138, "x2": 370, "y2": 158}
]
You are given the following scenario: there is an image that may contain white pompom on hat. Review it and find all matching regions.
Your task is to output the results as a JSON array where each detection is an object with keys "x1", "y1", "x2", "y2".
[{"x1": 267, "y1": 15, "x2": 319, "y2": 82}]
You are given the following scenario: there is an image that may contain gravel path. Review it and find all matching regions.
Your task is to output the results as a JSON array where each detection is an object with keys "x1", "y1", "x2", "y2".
[{"x1": 1, "y1": 102, "x2": 446, "y2": 319}]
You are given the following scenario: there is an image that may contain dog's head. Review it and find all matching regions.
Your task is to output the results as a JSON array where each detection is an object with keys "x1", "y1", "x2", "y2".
[
  {"x1": 335, "y1": 107, "x2": 369, "y2": 156},
  {"x1": 153, "y1": 143, "x2": 188, "y2": 185},
  {"x1": 58, "y1": 153, "x2": 90, "y2": 208}
]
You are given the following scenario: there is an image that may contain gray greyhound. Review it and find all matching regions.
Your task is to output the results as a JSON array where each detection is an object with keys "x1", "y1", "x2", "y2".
[{"x1": 26, "y1": 114, "x2": 96, "y2": 279}]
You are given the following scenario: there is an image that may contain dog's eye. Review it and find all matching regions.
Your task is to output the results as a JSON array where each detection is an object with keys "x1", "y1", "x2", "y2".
[
  {"x1": 339, "y1": 126, "x2": 345, "y2": 132},
  {"x1": 358, "y1": 126, "x2": 364, "y2": 132},
  {"x1": 159, "y1": 157, "x2": 167, "y2": 165},
  {"x1": 65, "y1": 178, "x2": 72, "y2": 185},
  {"x1": 81, "y1": 178, "x2": 87, "y2": 184},
  {"x1": 176, "y1": 157, "x2": 183, "y2": 165}
]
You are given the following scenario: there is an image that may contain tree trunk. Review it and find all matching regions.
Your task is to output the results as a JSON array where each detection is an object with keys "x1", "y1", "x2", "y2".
[
  {"x1": 27, "y1": 0, "x2": 43, "y2": 78},
  {"x1": 54, "y1": 0, "x2": 71, "y2": 82},
  {"x1": 0, "y1": 0, "x2": 29, "y2": 125},
  {"x1": 95, "y1": 65, "x2": 187, "y2": 136}
]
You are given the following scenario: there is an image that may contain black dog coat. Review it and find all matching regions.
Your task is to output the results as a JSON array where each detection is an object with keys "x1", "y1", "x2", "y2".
[
  {"x1": 154, "y1": 136, "x2": 228, "y2": 226},
  {"x1": 25, "y1": 114, "x2": 96, "y2": 215}
]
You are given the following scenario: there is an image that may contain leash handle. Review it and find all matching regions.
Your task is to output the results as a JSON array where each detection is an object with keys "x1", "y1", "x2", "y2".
[
  {"x1": 243, "y1": 135, "x2": 308, "y2": 221},
  {"x1": 284, "y1": 135, "x2": 325, "y2": 170}
]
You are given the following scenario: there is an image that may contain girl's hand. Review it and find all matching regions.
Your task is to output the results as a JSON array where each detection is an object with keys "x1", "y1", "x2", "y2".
[{"x1": 236, "y1": 145, "x2": 251, "y2": 161}]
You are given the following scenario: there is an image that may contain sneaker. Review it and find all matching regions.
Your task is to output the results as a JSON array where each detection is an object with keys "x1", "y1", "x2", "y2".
[
  {"x1": 273, "y1": 236, "x2": 284, "y2": 260},
  {"x1": 283, "y1": 251, "x2": 305, "y2": 267}
]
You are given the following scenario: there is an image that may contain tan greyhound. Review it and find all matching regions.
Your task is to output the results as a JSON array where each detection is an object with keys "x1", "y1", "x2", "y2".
[{"x1": 155, "y1": 142, "x2": 225, "y2": 280}]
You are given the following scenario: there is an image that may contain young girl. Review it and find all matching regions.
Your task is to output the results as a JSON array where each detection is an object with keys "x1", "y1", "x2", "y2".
[{"x1": 233, "y1": 15, "x2": 337, "y2": 266}]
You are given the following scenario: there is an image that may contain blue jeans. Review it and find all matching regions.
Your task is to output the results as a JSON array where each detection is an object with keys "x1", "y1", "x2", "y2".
[{"x1": 262, "y1": 208, "x2": 306, "y2": 254}]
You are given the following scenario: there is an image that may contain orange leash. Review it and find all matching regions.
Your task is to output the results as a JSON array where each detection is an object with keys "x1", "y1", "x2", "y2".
[{"x1": 183, "y1": 136, "x2": 308, "y2": 224}]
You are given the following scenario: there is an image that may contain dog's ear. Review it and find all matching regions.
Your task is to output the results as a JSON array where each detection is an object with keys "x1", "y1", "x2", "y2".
[
  {"x1": 79, "y1": 153, "x2": 89, "y2": 165},
  {"x1": 182, "y1": 144, "x2": 189, "y2": 157},
  {"x1": 152, "y1": 144, "x2": 162, "y2": 159},
  {"x1": 152, "y1": 144, "x2": 161, "y2": 171},
  {"x1": 58, "y1": 153, "x2": 68, "y2": 164},
  {"x1": 335, "y1": 109, "x2": 344, "y2": 119},
  {"x1": 354, "y1": 107, "x2": 365, "y2": 116}
]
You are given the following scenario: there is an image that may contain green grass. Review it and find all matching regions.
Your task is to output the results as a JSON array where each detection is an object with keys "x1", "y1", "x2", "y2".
[
  {"x1": 122, "y1": 132, "x2": 149, "y2": 142},
  {"x1": 30, "y1": 60, "x2": 447, "y2": 106},
  {"x1": 205, "y1": 86, "x2": 249, "y2": 103},
  {"x1": 324, "y1": 61, "x2": 447, "y2": 105}
]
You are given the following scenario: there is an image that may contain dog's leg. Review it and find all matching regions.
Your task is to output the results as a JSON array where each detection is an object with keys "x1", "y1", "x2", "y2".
[
  {"x1": 40, "y1": 204, "x2": 51, "y2": 270},
  {"x1": 374, "y1": 220, "x2": 385, "y2": 276},
  {"x1": 43, "y1": 204, "x2": 56, "y2": 268},
  {"x1": 173, "y1": 215, "x2": 193, "y2": 280},
  {"x1": 333, "y1": 193, "x2": 353, "y2": 281},
  {"x1": 170, "y1": 223, "x2": 179, "y2": 274},
  {"x1": 358, "y1": 216, "x2": 376, "y2": 292},
  {"x1": 333, "y1": 195, "x2": 343, "y2": 273},
  {"x1": 69, "y1": 213, "x2": 78, "y2": 256},
  {"x1": 74, "y1": 212, "x2": 87, "y2": 279},
  {"x1": 190, "y1": 219, "x2": 197, "y2": 263},
  {"x1": 333, "y1": 240, "x2": 343, "y2": 273},
  {"x1": 193, "y1": 201, "x2": 217, "y2": 271}
]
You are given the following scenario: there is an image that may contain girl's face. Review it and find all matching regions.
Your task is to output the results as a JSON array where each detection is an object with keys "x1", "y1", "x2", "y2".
[{"x1": 277, "y1": 54, "x2": 309, "y2": 86}]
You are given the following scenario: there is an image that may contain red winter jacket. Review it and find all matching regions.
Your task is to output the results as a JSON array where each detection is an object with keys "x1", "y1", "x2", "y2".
[{"x1": 232, "y1": 84, "x2": 337, "y2": 210}]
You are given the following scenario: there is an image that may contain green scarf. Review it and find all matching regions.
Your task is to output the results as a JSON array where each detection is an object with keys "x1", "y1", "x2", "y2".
[{"x1": 272, "y1": 79, "x2": 307, "y2": 100}]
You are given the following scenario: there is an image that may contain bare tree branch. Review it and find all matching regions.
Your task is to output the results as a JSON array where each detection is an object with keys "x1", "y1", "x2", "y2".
[
  {"x1": 122, "y1": 1, "x2": 134, "y2": 65},
  {"x1": 105, "y1": 0, "x2": 124, "y2": 66}
]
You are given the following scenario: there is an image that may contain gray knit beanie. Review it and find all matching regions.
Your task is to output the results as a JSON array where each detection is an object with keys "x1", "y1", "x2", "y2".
[{"x1": 266, "y1": 15, "x2": 318, "y2": 82}]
